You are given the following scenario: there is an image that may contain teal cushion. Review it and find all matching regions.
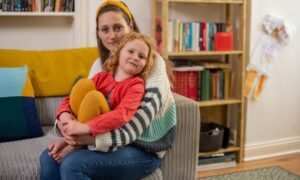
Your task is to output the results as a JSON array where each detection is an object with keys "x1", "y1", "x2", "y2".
[{"x1": 0, "y1": 66, "x2": 43, "y2": 142}]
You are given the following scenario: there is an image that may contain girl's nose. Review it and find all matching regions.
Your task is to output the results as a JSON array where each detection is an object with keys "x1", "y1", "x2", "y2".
[{"x1": 132, "y1": 53, "x2": 139, "y2": 61}]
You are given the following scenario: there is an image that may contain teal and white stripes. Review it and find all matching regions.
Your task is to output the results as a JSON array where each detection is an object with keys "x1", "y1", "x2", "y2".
[{"x1": 91, "y1": 53, "x2": 177, "y2": 157}]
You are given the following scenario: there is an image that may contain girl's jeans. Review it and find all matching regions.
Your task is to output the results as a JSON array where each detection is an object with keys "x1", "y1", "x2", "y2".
[{"x1": 40, "y1": 145, "x2": 161, "y2": 180}]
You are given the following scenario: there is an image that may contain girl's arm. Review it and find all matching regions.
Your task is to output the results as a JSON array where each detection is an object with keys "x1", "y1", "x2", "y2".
[{"x1": 87, "y1": 79, "x2": 145, "y2": 136}]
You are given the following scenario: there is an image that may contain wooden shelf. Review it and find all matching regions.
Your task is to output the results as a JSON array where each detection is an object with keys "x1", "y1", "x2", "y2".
[
  {"x1": 198, "y1": 99, "x2": 242, "y2": 107},
  {"x1": 168, "y1": 50, "x2": 243, "y2": 57},
  {"x1": 153, "y1": 0, "x2": 248, "y2": 175},
  {"x1": 198, "y1": 146, "x2": 240, "y2": 157},
  {"x1": 0, "y1": 12, "x2": 75, "y2": 17}
]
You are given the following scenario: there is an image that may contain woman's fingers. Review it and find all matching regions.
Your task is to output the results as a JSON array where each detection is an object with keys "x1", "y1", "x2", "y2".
[{"x1": 64, "y1": 135, "x2": 77, "y2": 145}]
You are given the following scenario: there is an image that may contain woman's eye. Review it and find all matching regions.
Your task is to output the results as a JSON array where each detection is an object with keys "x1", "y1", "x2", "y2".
[
  {"x1": 100, "y1": 27, "x2": 109, "y2": 33},
  {"x1": 114, "y1": 25, "x2": 123, "y2": 32}
]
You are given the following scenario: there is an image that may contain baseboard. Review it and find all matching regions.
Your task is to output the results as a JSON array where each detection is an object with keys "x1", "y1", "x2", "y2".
[{"x1": 244, "y1": 136, "x2": 300, "y2": 161}]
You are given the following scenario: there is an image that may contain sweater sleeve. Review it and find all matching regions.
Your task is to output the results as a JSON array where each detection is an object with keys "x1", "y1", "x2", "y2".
[
  {"x1": 87, "y1": 79, "x2": 145, "y2": 136},
  {"x1": 56, "y1": 96, "x2": 72, "y2": 119},
  {"x1": 89, "y1": 53, "x2": 172, "y2": 152}
]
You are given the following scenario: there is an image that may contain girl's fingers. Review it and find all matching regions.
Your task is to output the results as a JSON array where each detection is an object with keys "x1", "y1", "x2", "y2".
[{"x1": 48, "y1": 144, "x2": 54, "y2": 151}]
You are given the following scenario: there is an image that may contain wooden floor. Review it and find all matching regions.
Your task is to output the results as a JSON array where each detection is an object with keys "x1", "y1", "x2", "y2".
[{"x1": 198, "y1": 152, "x2": 300, "y2": 178}]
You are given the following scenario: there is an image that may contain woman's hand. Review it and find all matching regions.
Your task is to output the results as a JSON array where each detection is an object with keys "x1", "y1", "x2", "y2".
[{"x1": 72, "y1": 135, "x2": 96, "y2": 146}]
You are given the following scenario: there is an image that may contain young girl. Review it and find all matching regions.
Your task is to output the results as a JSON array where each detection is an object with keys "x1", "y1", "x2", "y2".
[{"x1": 48, "y1": 32, "x2": 155, "y2": 162}]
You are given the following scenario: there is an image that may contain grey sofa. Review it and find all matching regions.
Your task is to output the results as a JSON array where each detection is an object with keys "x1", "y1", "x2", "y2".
[{"x1": 0, "y1": 93, "x2": 200, "y2": 180}]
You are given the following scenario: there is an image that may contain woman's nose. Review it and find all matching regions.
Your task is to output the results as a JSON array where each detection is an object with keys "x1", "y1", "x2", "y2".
[{"x1": 108, "y1": 31, "x2": 118, "y2": 40}]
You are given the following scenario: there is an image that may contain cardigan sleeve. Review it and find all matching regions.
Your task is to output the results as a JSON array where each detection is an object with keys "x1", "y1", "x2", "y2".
[
  {"x1": 88, "y1": 53, "x2": 173, "y2": 152},
  {"x1": 88, "y1": 57, "x2": 102, "y2": 79}
]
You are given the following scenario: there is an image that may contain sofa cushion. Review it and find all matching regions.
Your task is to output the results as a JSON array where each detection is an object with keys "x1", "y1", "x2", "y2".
[
  {"x1": 0, "y1": 126, "x2": 59, "y2": 180},
  {"x1": 0, "y1": 66, "x2": 43, "y2": 142},
  {"x1": 35, "y1": 97, "x2": 65, "y2": 126},
  {"x1": 0, "y1": 126, "x2": 162, "y2": 180},
  {"x1": 0, "y1": 48, "x2": 99, "y2": 97}
]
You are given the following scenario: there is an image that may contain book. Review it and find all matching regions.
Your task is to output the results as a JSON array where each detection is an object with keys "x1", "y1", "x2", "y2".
[
  {"x1": 198, "y1": 62, "x2": 231, "y2": 69},
  {"x1": 173, "y1": 19, "x2": 180, "y2": 52},
  {"x1": 168, "y1": 21, "x2": 173, "y2": 52},
  {"x1": 197, "y1": 71, "x2": 202, "y2": 100},
  {"x1": 155, "y1": 18, "x2": 162, "y2": 53},
  {"x1": 201, "y1": 69, "x2": 211, "y2": 100},
  {"x1": 198, "y1": 153, "x2": 236, "y2": 165},
  {"x1": 187, "y1": 71, "x2": 198, "y2": 100},
  {"x1": 173, "y1": 71, "x2": 188, "y2": 98},
  {"x1": 223, "y1": 69, "x2": 231, "y2": 99},
  {"x1": 197, "y1": 160, "x2": 236, "y2": 172},
  {"x1": 198, "y1": 153, "x2": 236, "y2": 172}
]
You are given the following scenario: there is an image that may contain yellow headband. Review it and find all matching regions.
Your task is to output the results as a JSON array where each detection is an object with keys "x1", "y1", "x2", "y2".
[{"x1": 96, "y1": 0, "x2": 132, "y2": 21}]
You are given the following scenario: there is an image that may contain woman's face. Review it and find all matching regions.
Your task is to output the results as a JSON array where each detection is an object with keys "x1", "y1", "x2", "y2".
[{"x1": 97, "y1": 11, "x2": 132, "y2": 52}]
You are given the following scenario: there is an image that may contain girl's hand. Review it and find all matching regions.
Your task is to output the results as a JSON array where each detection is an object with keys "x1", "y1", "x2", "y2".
[
  {"x1": 57, "y1": 112, "x2": 75, "y2": 132},
  {"x1": 58, "y1": 112, "x2": 76, "y2": 124},
  {"x1": 64, "y1": 120, "x2": 91, "y2": 136}
]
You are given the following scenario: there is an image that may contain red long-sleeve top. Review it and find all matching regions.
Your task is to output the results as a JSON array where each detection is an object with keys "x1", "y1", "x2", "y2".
[{"x1": 56, "y1": 72, "x2": 145, "y2": 136}]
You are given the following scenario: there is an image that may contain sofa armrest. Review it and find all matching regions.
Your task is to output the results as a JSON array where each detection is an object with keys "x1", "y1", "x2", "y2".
[{"x1": 161, "y1": 93, "x2": 200, "y2": 180}]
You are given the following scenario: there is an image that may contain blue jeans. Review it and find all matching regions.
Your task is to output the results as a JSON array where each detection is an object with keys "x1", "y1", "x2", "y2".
[{"x1": 40, "y1": 145, "x2": 161, "y2": 180}]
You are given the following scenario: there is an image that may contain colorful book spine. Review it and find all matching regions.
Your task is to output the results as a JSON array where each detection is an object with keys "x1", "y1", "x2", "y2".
[
  {"x1": 201, "y1": 69, "x2": 211, "y2": 100},
  {"x1": 187, "y1": 71, "x2": 198, "y2": 100}
]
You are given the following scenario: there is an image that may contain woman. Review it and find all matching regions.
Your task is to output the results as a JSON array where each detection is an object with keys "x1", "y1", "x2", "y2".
[{"x1": 40, "y1": 1, "x2": 176, "y2": 180}]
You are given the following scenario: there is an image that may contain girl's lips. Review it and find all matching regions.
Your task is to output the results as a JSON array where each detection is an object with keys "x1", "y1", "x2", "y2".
[{"x1": 128, "y1": 62, "x2": 137, "y2": 68}]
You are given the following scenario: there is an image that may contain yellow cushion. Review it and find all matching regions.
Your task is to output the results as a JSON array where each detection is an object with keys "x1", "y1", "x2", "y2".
[{"x1": 0, "y1": 48, "x2": 99, "y2": 97}]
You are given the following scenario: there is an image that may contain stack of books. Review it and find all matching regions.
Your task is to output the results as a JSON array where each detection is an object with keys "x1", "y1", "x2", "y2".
[
  {"x1": 173, "y1": 66, "x2": 203, "y2": 101},
  {"x1": 197, "y1": 153, "x2": 236, "y2": 172}
]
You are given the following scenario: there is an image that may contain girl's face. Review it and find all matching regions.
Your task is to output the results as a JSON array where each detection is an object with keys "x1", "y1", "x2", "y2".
[
  {"x1": 97, "y1": 11, "x2": 132, "y2": 52},
  {"x1": 117, "y1": 39, "x2": 149, "y2": 77}
]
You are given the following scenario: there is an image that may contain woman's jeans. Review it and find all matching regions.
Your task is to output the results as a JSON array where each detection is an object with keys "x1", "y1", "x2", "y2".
[{"x1": 40, "y1": 145, "x2": 161, "y2": 180}]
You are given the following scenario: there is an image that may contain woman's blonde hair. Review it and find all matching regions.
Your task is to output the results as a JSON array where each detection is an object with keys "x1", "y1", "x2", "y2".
[{"x1": 103, "y1": 32, "x2": 155, "y2": 80}]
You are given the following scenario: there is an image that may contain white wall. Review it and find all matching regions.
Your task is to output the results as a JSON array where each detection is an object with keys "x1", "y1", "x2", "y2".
[
  {"x1": 245, "y1": 0, "x2": 300, "y2": 160},
  {"x1": 0, "y1": 16, "x2": 76, "y2": 50}
]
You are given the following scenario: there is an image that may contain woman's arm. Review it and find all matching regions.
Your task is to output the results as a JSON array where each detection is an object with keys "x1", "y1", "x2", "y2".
[{"x1": 89, "y1": 53, "x2": 176, "y2": 152}]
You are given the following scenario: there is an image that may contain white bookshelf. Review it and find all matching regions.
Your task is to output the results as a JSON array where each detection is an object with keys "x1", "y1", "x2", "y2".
[{"x1": 0, "y1": 12, "x2": 75, "y2": 17}]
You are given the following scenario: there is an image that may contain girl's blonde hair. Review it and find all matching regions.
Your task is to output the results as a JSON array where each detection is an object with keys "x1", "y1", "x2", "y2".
[{"x1": 103, "y1": 32, "x2": 155, "y2": 80}]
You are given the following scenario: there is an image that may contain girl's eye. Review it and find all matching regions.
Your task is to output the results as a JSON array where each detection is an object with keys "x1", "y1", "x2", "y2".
[
  {"x1": 139, "y1": 54, "x2": 146, "y2": 59},
  {"x1": 128, "y1": 49, "x2": 134, "y2": 54}
]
